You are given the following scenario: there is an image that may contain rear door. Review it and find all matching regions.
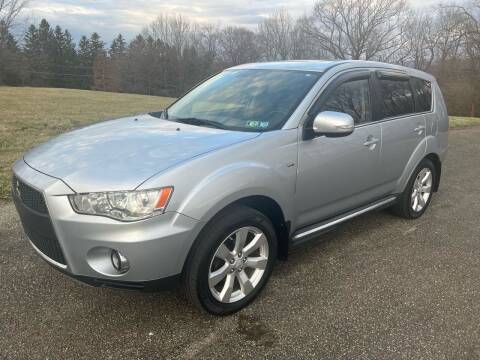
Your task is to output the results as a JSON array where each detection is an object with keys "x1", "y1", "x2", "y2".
[
  {"x1": 295, "y1": 70, "x2": 386, "y2": 228},
  {"x1": 375, "y1": 71, "x2": 427, "y2": 192}
]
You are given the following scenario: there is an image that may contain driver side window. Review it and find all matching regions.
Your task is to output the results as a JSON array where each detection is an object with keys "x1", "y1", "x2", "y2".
[{"x1": 321, "y1": 79, "x2": 371, "y2": 125}]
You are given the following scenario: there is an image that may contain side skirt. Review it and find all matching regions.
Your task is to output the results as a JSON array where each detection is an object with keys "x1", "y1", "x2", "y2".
[{"x1": 291, "y1": 196, "x2": 398, "y2": 246}]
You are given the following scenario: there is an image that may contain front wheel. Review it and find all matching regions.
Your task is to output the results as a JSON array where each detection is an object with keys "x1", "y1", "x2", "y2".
[
  {"x1": 391, "y1": 158, "x2": 436, "y2": 219},
  {"x1": 183, "y1": 205, "x2": 277, "y2": 315}
]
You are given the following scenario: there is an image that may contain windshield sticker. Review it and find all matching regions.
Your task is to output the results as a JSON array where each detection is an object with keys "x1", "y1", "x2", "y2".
[{"x1": 246, "y1": 121, "x2": 269, "y2": 129}]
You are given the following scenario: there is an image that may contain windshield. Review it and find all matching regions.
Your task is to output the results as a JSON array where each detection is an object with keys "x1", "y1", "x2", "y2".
[{"x1": 165, "y1": 69, "x2": 321, "y2": 132}]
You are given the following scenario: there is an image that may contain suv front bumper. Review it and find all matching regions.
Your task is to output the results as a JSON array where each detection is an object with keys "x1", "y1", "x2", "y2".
[{"x1": 12, "y1": 160, "x2": 202, "y2": 288}]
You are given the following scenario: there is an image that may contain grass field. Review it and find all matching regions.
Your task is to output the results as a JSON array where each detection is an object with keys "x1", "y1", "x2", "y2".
[
  {"x1": 0, "y1": 86, "x2": 479, "y2": 199},
  {"x1": 449, "y1": 116, "x2": 480, "y2": 129}
]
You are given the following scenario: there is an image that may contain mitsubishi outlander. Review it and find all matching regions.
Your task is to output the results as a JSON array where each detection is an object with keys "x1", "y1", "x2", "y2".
[{"x1": 12, "y1": 60, "x2": 448, "y2": 314}]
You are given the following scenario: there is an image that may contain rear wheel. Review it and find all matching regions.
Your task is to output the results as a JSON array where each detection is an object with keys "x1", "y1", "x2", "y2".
[
  {"x1": 391, "y1": 158, "x2": 436, "y2": 219},
  {"x1": 183, "y1": 205, "x2": 277, "y2": 315}
]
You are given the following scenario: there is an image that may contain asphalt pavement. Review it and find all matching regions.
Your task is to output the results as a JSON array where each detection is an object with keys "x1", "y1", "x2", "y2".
[{"x1": 1, "y1": 127, "x2": 479, "y2": 359}]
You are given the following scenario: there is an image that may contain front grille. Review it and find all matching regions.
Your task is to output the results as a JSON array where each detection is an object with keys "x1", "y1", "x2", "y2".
[
  {"x1": 12, "y1": 175, "x2": 66, "y2": 265},
  {"x1": 12, "y1": 175, "x2": 48, "y2": 214}
]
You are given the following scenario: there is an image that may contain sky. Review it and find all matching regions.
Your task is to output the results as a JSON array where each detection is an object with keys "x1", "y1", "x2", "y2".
[{"x1": 22, "y1": 0, "x2": 439, "y2": 43}]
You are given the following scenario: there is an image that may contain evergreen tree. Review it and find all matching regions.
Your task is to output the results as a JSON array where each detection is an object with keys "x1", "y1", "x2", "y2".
[
  {"x1": 89, "y1": 32, "x2": 106, "y2": 89},
  {"x1": 37, "y1": 19, "x2": 54, "y2": 57},
  {"x1": 110, "y1": 34, "x2": 126, "y2": 58},
  {"x1": 89, "y1": 32, "x2": 105, "y2": 58},
  {"x1": 0, "y1": 20, "x2": 24, "y2": 84},
  {"x1": 51, "y1": 25, "x2": 77, "y2": 87},
  {"x1": 107, "y1": 34, "x2": 127, "y2": 92},
  {"x1": 23, "y1": 19, "x2": 55, "y2": 86},
  {"x1": 62, "y1": 30, "x2": 77, "y2": 65},
  {"x1": 77, "y1": 35, "x2": 90, "y2": 63},
  {"x1": 123, "y1": 34, "x2": 147, "y2": 93},
  {"x1": 77, "y1": 35, "x2": 91, "y2": 88},
  {"x1": 23, "y1": 24, "x2": 40, "y2": 59}
]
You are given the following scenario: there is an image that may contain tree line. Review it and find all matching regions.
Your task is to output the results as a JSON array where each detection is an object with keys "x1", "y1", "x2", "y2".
[{"x1": 1, "y1": 0, "x2": 480, "y2": 116}]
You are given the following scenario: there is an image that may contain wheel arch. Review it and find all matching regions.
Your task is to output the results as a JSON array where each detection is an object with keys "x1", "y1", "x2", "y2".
[
  {"x1": 424, "y1": 153, "x2": 441, "y2": 192},
  {"x1": 234, "y1": 195, "x2": 290, "y2": 259},
  {"x1": 181, "y1": 194, "x2": 290, "y2": 276},
  {"x1": 396, "y1": 136, "x2": 443, "y2": 194}
]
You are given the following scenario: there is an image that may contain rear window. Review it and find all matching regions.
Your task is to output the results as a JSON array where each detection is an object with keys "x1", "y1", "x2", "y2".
[
  {"x1": 411, "y1": 78, "x2": 432, "y2": 112},
  {"x1": 378, "y1": 78, "x2": 415, "y2": 118}
]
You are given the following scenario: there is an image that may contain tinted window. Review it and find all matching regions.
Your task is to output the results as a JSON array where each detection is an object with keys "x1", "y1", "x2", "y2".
[
  {"x1": 320, "y1": 79, "x2": 371, "y2": 124},
  {"x1": 379, "y1": 78, "x2": 414, "y2": 118},
  {"x1": 166, "y1": 69, "x2": 320, "y2": 132},
  {"x1": 411, "y1": 78, "x2": 432, "y2": 112}
]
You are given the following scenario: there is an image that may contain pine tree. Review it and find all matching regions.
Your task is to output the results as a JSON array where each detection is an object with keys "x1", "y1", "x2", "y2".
[
  {"x1": 76, "y1": 32, "x2": 106, "y2": 89},
  {"x1": 110, "y1": 34, "x2": 126, "y2": 58},
  {"x1": 0, "y1": 20, "x2": 24, "y2": 84},
  {"x1": 78, "y1": 33, "x2": 106, "y2": 67},
  {"x1": 89, "y1": 32, "x2": 106, "y2": 90},
  {"x1": 89, "y1": 32, "x2": 105, "y2": 58},
  {"x1": 23, "y1": 24, "x2": 39, "y2": 59},
  {"x1": 108, "y1": 34, "x2": 127, "y2": 92},
  {"x1": 23, "y1": 23, "x2": 44, "y2": 85},
  {"x1": 51, "y1": 25, "x2": 77, "y2": 87},
  {"x1": 77, "y1": 36, "x2": 90, "y2": 63},
  {"x1": 23, "y1": 19, "x2": 55, "y2": 86},
  {"x1": 62, "y1": 30, "x2": 77, "y2": 65},
  {"x1": 38, "y1": 19, "x2": 54, "y2": 56},
  {"x1": 77, "y1": 35, "x2": 91, "y2": 88},
  {"x1": 123, "y1": 35, "x2": 147, "y2": 93},
  {"x1": 52, "y1": 25, "x2": 65, "y2": 84}
]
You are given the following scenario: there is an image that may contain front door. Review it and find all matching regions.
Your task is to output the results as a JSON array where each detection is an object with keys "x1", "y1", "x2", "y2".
[{"x1": 295, "y1": 71, "x2": 387, "y2": 228}]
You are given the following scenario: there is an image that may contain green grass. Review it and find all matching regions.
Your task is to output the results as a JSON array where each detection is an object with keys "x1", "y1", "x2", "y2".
[
  {"x1": 1, "y1": 86, "x2": 480, "y2": 199},
  {"x1": 449, "y1": 116, "x2": 480, "y2": 129},
  {"x1": 0, "y1": 86, "x2": 174, "y2": 199}
]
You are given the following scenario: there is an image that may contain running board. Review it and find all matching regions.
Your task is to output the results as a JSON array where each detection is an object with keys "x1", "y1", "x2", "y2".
[{"x1": 291, "y1": 196, "x2": 397, "y2": 244}]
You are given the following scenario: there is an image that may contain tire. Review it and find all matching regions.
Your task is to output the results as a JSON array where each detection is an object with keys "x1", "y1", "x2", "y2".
[
  {"x1": 183, "y1": 204, "x2": 277, "y2": 315},
  {"x1": 391, "y1": 158, "x2": 436, "y2": 219}
]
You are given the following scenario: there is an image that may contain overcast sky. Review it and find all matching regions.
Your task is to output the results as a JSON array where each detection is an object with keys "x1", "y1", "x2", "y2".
[{"x1": 23, "y1": 0, "x2": 439, "y2": 43}]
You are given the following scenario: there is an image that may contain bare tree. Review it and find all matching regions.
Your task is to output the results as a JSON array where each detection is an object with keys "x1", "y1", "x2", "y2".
[
  {"x1": 194, "y1": 23, "x2": 220, "y2": 57},
  {"x1": 0, "y1": 0, "x2": 28, "y2": 32},
  {"x1": 304, "y1": 0, "x2": 409, "y2": 60},
  {"x1": 463, "y1": 2, "x2": 480, "y2": 64},
  {"x1": 218, "y1": 26, "x2": 259, "y2": 66},
  {"x1": 441, "y1": 1, "x2": 480, "y2": 115},
  {"x1": 293, "y1": 15, "x2": 333, "y2": 60},
  {"x1": 258, "y1": 9, "x2": 296, "y2": 60},
  {"x1": 434, "y1": 6, "x2": 467, "y2": 63},
  {"x1": 391, "y1": 11, "x2": 438, "y2": 70},
  {"x1": 146, "y1": 14, "x2": 191, "y2": 55}
]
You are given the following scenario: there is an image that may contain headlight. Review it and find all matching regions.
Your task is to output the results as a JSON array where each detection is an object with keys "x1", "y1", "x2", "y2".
[{"x1": 68, "y1": 187, "x2": 173, "y2": 221}]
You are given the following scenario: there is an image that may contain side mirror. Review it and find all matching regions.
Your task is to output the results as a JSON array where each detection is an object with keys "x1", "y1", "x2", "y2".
[{"x1": 312, "y1": 111, "x2": 354, "y2": 137}]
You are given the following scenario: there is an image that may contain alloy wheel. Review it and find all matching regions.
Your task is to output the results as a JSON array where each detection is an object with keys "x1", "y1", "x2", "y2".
[
  {"x1": 208, "y1": 226, "x2": 269, "y2": 303},
  {"x1": 411, "y1": 168, "x2": 433, "y2": 212}
]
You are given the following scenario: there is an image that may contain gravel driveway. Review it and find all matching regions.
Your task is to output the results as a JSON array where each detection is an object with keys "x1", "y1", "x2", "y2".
[{"x1": 1, "y1": 127, "x2": 479, "y2": 359}]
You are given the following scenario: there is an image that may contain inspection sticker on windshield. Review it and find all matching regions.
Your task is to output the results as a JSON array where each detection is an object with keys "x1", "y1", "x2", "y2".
[{"x1": 246, "y1": 121, "x2": 269, "y2": 129}]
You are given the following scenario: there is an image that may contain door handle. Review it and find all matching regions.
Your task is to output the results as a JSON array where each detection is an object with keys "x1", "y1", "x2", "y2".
[
  {"x1": 363, "y1": 137, "x2": 380, "y2": 147},
  {"x1": 414, "y1": 125, "x2": 425, "y2": 133}
]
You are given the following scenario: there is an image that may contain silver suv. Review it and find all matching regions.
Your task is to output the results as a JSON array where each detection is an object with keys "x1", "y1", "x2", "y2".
[{"x1": 12, "y1": 60, "x2": 448, "y2": 314}]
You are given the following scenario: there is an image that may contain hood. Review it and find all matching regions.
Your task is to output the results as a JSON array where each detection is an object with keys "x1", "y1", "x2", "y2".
[{"x1": 24, "y1": 114, "x2": 259, "y2": 193}]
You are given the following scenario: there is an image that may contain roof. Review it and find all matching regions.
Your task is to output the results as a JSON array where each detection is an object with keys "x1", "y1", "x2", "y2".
[
  {"x1": 229, "y1": 60, "x2": 346, "y2": 73},
  {"x1": 228, "y1": 60, "x2": 435, "y2": 81}
]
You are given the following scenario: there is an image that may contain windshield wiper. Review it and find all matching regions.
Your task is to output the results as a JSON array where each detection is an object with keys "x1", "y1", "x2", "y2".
[{"x1": 173, "y1": 117, "x2": 226, "y2": 130}]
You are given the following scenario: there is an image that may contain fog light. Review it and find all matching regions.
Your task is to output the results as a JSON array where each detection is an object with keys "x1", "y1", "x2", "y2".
[{"x1": 110, "y1": 250, "x2": 129, "y2": 274}]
